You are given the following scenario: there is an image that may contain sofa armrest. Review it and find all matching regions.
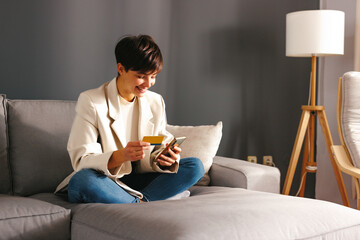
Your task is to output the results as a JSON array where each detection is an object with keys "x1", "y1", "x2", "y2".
[{"x1": 209, "y1": 156, "x2": 281, "y2": 193}]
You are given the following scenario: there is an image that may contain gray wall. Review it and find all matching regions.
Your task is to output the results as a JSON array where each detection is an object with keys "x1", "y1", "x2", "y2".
[
  {"x1": 0, "y1": 0, "x2": 318, "y2": 196},
  {"x1": 317, "y1": 0, "x2": 357, "y2": 207},
  {"x1": 0, "y1": 0, "x2": 172, "y2": 100}
]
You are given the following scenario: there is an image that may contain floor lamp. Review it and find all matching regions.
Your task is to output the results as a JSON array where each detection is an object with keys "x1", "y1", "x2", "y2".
[{"x1": 282, "y1": 10, "x2": 350, "y2": 206}]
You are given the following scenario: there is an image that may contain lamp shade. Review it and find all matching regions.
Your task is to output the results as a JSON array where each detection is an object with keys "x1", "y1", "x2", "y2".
[{"x1": 286, "y1": 10, "x2": 345, "y2": 57}]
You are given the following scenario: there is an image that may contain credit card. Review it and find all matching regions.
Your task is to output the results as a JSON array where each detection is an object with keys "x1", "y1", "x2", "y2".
[{"x1": 142, "y1": 136, "x2": 165, "y2": 145}]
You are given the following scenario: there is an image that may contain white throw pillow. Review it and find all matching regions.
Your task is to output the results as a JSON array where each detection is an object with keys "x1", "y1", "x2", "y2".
[{"x1": 166, "y1": 121, "x2": 223, "y2": 185}]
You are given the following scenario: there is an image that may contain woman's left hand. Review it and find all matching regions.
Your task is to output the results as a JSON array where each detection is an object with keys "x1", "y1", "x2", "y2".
[{"x1": 156, "y1": 145, "x2": 181, "y2": 167}]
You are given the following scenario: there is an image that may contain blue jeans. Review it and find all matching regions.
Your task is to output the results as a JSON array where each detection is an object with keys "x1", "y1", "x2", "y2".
[{"x1": 68, "y1": 157, "x2": 204, "y2": 204}]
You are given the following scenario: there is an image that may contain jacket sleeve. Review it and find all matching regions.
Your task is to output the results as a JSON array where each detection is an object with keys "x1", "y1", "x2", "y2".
[{"x1": 67, "y1": 93, "x2": 129, "y2": 177}]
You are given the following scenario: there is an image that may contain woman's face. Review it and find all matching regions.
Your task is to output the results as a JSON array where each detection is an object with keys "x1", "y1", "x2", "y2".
[{"x1": 116, "y1": 64, "x2": 157, "y2": 102}]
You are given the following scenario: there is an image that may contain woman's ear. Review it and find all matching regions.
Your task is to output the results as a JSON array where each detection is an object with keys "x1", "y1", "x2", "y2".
[{"x1": 117, "y1": 63, "x2": 125, "y2": 75}]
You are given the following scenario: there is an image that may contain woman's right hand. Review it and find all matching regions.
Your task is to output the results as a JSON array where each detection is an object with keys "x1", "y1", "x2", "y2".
[{"x1": 108, "y1": 141, "x2": 151, "y2": 170}]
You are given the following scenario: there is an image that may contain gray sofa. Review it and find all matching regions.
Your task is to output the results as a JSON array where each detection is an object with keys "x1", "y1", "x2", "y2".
[{"x1": 1, "y1": 94, "x2": 360, "y2": 240}]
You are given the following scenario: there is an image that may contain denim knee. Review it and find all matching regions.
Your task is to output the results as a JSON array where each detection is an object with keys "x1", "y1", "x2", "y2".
[
  {"x1": 180, "y1": 157, "x2": 205, "y2": 182},
  {"x1": 68, "y1": 169, "x2": 100, "y2": 203},
  {"x1": 69, "y1": 169, "x2": 98, "y2": 187}
]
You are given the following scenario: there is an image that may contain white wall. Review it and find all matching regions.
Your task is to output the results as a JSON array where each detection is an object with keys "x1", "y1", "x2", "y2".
[
  {"x1": 316, "y1": 0, "x2": 357, "y2": 207},
  {"x1": 356, "y1": 0, "x2": 360, "y2": 71}
]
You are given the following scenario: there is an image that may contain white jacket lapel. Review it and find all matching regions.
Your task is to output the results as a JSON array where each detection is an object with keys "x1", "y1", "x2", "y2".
[{"x1": 106, "y1": 78, "x2": 127, "y2": 148}]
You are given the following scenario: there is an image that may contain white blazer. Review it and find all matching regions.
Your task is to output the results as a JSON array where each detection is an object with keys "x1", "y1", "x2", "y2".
[{"x1": 55, "y1": 78, "x2": 177, "y2": 198}]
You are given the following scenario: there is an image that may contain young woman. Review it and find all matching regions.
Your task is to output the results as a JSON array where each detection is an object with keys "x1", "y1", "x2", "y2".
[{"x1": 56, "y1": 35, "x2": 204, "y2": 203}]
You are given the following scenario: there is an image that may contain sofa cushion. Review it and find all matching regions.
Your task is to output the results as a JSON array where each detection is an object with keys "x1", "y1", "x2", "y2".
[
  {"x1": 0, "y1": 194, "x2": 70, "y2": 239},
  {"x1": 7, "y1": 99, "x2": 76, "y2": 196},
  {"x1": 0, "y1": 95, "x2": 11, "y2": 194},
  {"x1": 167, "y1": 121, "x2": 222, "y2": 185},
  {"x1": 70, "y1": 187, "x2": 360, "y2": 240}
]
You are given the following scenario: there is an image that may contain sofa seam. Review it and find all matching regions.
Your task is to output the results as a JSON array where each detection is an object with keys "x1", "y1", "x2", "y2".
[
  {"x1": 2, "y1": 96, "x2": 13, "y2": 195},
  {"x1": 72, "y1": 219, "x2": 138, "y2": 240},
  {"x1": 9, "y1": 99, "x2": 76, "y2": 104},
  {"x1": 300, "y1": 223, "x2": 360, "y2": 239},
  {"x1": 0, "y1": 209, "x2": 70, "y2": 221},
  {"x1": 6, "y1": 101, "x2": 18, "y2": 196}
]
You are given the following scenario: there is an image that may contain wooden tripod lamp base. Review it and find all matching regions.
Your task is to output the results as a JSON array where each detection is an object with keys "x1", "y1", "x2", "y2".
[{"x1": 282, "y1": 104, "x2": 350, "y2": 207}]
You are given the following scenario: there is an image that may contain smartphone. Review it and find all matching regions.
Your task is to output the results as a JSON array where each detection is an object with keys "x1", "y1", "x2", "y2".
[{"x1": 158, "y1": 137, "x2": 186, "y2": 157}]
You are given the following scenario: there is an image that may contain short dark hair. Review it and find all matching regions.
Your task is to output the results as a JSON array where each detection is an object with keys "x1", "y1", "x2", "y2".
[{"x1": 115, "y1": 35, "x2": 163, "y2": 74}]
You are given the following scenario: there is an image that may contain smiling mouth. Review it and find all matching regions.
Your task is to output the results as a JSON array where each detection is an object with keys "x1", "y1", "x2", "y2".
[{"x1": 136, "y1": 86, "x2": 147, "y2": 93}]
